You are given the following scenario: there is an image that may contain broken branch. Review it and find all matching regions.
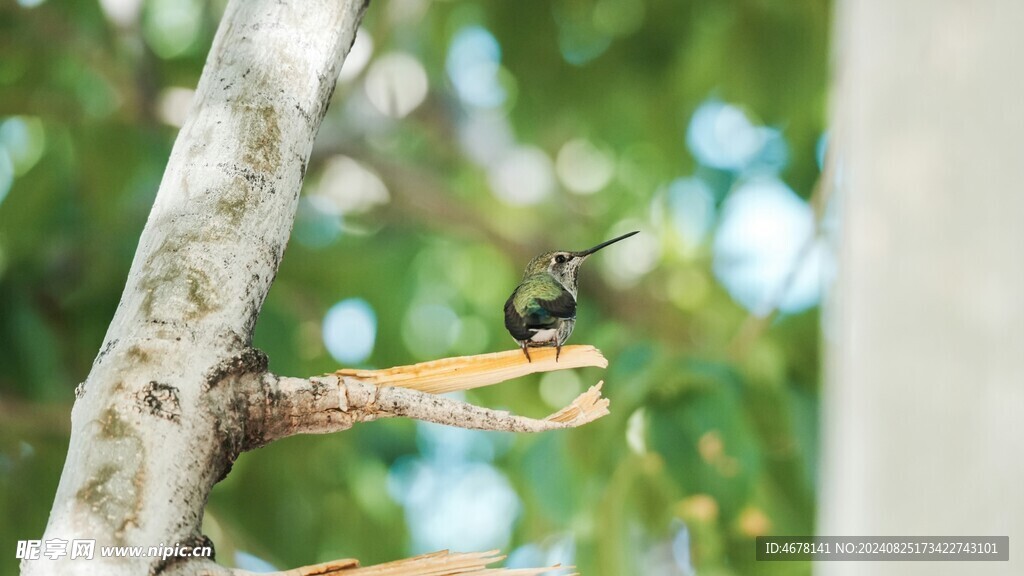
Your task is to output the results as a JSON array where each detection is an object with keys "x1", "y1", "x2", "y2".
[
  {"x1": 246, "y1": 346, "x2": 611, "y2": 448},
  {"x1": 249, "y1": 375, "x2": 610, "y2": 447},
  {"x1": 334, "y1": 345, "x2": 607, "y2": 394}
]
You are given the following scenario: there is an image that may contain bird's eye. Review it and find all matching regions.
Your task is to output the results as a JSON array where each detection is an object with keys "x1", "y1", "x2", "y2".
[{"x1": 554, "y1": 254, "x2": 567, "y2": 264}]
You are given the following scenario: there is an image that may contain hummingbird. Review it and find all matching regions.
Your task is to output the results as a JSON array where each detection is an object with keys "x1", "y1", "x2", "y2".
[{"x1": 504, "y1": 231, "x2": 639, "y2": 362}]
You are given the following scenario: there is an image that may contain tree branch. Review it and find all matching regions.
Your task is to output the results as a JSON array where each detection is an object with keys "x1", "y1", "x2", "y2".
[{"x1": 246, "y1": 346, "x2": 611, "y2": 448}]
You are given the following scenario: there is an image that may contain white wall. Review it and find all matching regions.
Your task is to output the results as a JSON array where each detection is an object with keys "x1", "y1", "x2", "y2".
[{"x1": 821, "y1": 1, "x2": 1024, "y2": 575}]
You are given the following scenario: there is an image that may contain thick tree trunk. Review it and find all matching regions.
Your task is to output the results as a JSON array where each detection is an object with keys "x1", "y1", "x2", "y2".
[
  {"x1": 24, "y1": 2, "x2": 611, "y2": 574},
  {"x1": 24, "y1": 1, "x2": 366, "y2": 574},
  {"x1": 821, "y1": 1, "x2": 1024, "y2": 574}
]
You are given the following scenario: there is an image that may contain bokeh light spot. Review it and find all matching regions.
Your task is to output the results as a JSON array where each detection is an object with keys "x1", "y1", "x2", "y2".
[
  {"x1": 451, "y1": 315, "x2": 490, "y2": 356},
  {"x1": 626, "y1": 408, "x2": 647, "y2": 454},
  {"x1": 600, "y1": 225, "x2": 660, "y2": 287},
  {"x1": 508, "y1": 535, "x2": 576, "y2": 570},
  {"x1": 338, "y1": 28, "x2": 374, "y2": 83},
  {"x1": 816, "y1": 130, "x2": 829, "y2": 169},
  {"x1": 0, "y1": 150, "x2": 14, "y2": 206},
  {"x1": 506, "y1": 544, "x2": 545, "y2": 569},
  {"x1": 667, "y1": 177, "x2": 715, "y2": 251},
  {"x1": 556, "y1": 138, "x2": 615, "y2": 194},
  {"x1": 447, "y1": 26, "x2": 508, "y2": 109},
  {"x1": 403, "y1": 302, "x2": 460, "y2": 360},
  {"x1": 0, "y1": 116, "x2": 45, "y2": 176},
  {"x1": 737, "y1": 506, "x2": 772, "y2": 537},
  {"x1": 687, "y1": 99, "x2": 770, "y2": 171},
  {"x1": 415, "y1": 422, "x2": 498, "y2": 465},
  {"x1": 458, "y1": 111, "x2": 515, "y2": 167},
  {"x1": 389, "y1": 424, "x2": 520, "y2": 554},
  {"x1": 143, "y1": 0, "x2": 203, "y2": 58},
  {"x1": 234, "y1": 551, "x2": 277, "y2": 572},
  {"x1": 712, "y1": 177, "x2": 824, "y2": 313},
  {"x1": 155, "y1": 87, "x2": 194, "y2": 127},
  {"x1": 671, "y1": 519, "x2": 695, "y2": 576},
  {"x1": 322, "y1": 298, "x2": 377, "y2": 365},
  {"x1": 488, "y1": 146, "x2": 555, "y2": 206},
  {"x1": 539, "y1": 370, "x2": 583, "y2": 409},
  {"x1": 677, "y1": 494, "x2": 720, "y2": 524},
  {"x1": 311, "y1": 155, "x2": 389, "y2": 216},
  {"x1": 365, "y1": 53, "x2": 428, "y2": 118},
  {"x1": 98, "y1": 0, "x2": 142, "y2": 27},
  {"x1": 401, "y1": 461, "x2": 519, "y2": 553}
]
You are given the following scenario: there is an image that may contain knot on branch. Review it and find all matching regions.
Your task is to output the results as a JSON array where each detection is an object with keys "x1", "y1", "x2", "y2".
[
  {"x1": 136, "y1": 381, "x2": 182, "y2": 423},
  {"x1": 204, "y1": 347, "x2": 269, "y2": 390}
]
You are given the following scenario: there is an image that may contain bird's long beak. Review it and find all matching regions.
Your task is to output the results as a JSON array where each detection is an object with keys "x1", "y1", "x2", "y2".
[{"x1": 574, "y1": 230, "x2": 640, "y2": 258}]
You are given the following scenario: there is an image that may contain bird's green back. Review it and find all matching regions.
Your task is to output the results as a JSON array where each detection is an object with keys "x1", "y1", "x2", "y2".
[{"x1": 512, "y1": 274, "x2": 566, "y2": 317}]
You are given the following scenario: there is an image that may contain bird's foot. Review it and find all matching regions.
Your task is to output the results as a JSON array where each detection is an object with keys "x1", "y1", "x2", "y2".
[
  {"x1": 521, "y1": 343, "x2": 532, "y2": 363},
  {"x1": 555, "y1": 343, "x2": 561, "y2": 362}
]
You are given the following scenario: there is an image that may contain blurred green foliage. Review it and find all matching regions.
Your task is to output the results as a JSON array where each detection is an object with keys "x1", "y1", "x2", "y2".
[{"x1": 0, "y1": 0, "x2": 829, "y2": 575}]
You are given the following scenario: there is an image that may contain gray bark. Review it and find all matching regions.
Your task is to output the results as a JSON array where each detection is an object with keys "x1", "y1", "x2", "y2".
[
  {"x1": 24, "y1": 1, "x2": 367, "y2": 574},
  {"x1": 821, "y1": 1, "x2": 1024, "y2": 574}
]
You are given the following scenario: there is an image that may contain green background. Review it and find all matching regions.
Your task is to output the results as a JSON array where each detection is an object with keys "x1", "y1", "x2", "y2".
[{"x1": 0, "y1": 0, "x2": 830, "y2": 574}]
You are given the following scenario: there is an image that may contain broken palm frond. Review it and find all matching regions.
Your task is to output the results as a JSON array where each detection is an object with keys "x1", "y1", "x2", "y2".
[
  {"x1": 334, "y1": 345, "x2": 606, "y2": 395},
  {"x1": 278, "y1": 557, "x2": 360, "y2": 575},
  {"x1": 276, "y1": 550, "x2": 574, "y2": 576},
  {"x1": 544, "y1": 381, "x2": 609, "y2": 424}
]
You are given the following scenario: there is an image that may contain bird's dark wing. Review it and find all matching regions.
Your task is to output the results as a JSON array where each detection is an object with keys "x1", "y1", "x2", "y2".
[
  {"x1": 504, "y1": 292, "x2": 534, "y2": 340},
  {"x1": 536, "y1": 288, "x2": 576, "y2": 319},
  {"x1": 504, "y1": 279, "x2": 577, "y2": 341}
]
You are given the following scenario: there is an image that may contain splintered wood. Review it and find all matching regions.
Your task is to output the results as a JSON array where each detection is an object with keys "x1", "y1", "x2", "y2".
[
  {"x1": 280, "y1": 550, "x2": 575, "y2": 576},
  {"x1": 334, "y1": 345, "x2": 607, "y2": 395},
  {"x1": 544, "y1": 381, "x2": 609, "y2": 424},
  {"x1": 288, "y1": 558, "x2": 359, "y2": 575}
]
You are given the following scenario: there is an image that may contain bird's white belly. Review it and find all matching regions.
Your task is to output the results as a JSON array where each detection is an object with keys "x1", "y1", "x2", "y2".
[{"x1": 529, "y1": 328, "x2": 558, "y2": 343}]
